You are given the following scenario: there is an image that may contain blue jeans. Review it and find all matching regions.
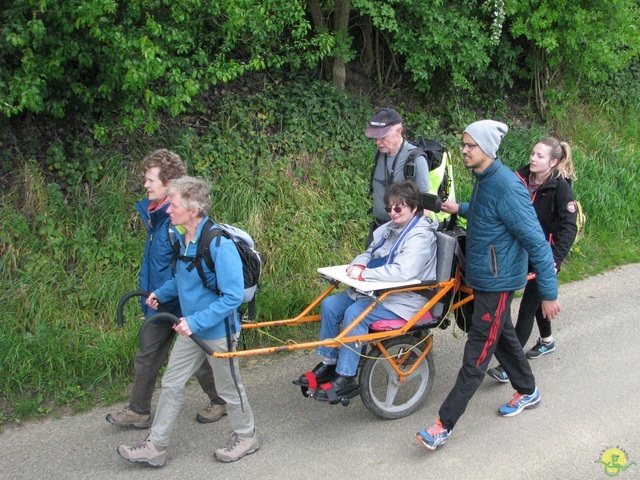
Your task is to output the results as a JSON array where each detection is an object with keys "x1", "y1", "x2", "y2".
[{"x1": 317, "y1": 291, "x2": 397, "y2": 377}]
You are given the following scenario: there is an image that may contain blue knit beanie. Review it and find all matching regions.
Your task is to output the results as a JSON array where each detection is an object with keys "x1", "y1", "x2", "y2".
[{"x1": 464, "y1": 120, "x2": 508, "y2": 159}]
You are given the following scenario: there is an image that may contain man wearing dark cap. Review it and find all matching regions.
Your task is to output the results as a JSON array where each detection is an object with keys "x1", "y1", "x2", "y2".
[
  {"x1": 365, "y1": 108, "x2": 431, "y2": 245},
  {"x1": 415, "y1": 120, "x2": 561, "y2": 451}
]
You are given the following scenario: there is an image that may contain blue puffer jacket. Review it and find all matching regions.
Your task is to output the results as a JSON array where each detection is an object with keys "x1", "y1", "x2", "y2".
[
  {"x1": 136, "y1": 198, "x2": 181, "y2": 318},
  {"x1": 457, "y1": 159, "x2": 558, "y2": 300},
  {"x1": 153, "y1": 217, "x2": 244, "y2": 341}
]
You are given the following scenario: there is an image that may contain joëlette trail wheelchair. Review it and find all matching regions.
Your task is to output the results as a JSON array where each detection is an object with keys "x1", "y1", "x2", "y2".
[{"x1": 117, "y1": 223, "x2": 472, "y2": 420}]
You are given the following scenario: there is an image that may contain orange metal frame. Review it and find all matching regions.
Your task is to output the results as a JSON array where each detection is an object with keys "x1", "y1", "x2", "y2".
[{"x1": 211, "y1": 268, "x2": 473, "y2": 372}]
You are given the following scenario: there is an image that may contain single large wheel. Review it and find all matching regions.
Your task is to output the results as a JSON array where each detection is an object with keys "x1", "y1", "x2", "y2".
[{"x1": 359, "y1": 334, "x2": 434, "y2": 419}]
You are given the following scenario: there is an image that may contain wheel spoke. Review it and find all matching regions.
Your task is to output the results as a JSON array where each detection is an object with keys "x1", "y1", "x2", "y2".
[
  {"x1": 382, "y1": 380, "x2": 400, "y2": 407},
  {"x1": 379, "y1": 357, "x2": 398, "y2": 377},
  {"x1": 404, "y1": 360, "x2": 427, "y2": 382}
]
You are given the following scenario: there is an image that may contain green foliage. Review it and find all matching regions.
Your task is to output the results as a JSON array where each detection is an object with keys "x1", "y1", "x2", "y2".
[
  {"x1": 3, "y1": 0, "x2": 640, "y2": 188},
  {"x1": 507, "y1": 0, "x2": 640, "y2": 83},
  {"x1": 0, "y1": 0, "x2": 328, "y2": 133},
  {"x1": 1, "y1": 75, "x2": 639, "y2": 425},
  {"x1": 0, "y1": 161, "x2": 143, "y2": 418}
]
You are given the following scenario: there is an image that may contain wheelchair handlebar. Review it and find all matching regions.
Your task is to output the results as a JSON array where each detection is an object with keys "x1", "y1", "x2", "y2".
[{"x1": 117, "y1": 290, "x2": 213, "y2": 356}]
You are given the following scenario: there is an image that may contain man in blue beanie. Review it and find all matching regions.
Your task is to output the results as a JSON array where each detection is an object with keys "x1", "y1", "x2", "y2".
[{"x1": 415, "y1": 120, "x2": 561, "y2": 450}]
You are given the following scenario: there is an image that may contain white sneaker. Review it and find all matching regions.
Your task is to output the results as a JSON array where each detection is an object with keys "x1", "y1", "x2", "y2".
[
  {"x1": 117, "y1": 436, "x2": 166, "y2": 467},
  {"x1": 214, "y1": 431, "x2": 260, "y2": 463}
]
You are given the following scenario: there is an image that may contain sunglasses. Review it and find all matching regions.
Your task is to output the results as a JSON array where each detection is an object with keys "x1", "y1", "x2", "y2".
[{"x1": 384, "y1": 205, "x2": 406, "y2": 213}]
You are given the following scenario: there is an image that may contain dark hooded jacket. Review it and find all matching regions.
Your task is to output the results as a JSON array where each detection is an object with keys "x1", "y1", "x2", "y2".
[{"x1": 515, "y1": 165, "x2": 578, "y2": 271}]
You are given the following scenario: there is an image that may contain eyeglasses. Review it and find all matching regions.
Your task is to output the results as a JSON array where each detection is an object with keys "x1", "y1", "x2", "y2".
[
  {"x1": 385, "y1": 205, "x2": 406, "y2": 213},
  {"x1": 459, "y1": 142, "x2": 479, "y2": 150}
]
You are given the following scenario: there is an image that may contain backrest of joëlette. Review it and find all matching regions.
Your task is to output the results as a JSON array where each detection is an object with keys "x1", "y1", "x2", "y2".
[{"x1": 431, "y1": 231, "x2": 457, "y2": 317}]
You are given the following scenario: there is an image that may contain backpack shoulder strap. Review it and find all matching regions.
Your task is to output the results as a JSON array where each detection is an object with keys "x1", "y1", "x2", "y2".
[
  {"x1": 195, "y1": 219, "x2": 220, "y2": 292},
  {"x1": 368, "y1": 149, "x2": 381, "y2": 196},
  {"x1": 403, "y1": 147, "x2": 426, "y2": 181},
  {"x1": 170, "y1": 228, "x2": 181, "y2": 272}
]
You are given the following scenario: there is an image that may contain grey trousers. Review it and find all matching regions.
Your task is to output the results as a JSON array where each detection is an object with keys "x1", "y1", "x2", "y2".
[
  {"x1": 149, "y1": 334, "x2": 255, "y2": 447},
  {"x1": 129, "y1": 320, "x2": 224, "y2": 415}
]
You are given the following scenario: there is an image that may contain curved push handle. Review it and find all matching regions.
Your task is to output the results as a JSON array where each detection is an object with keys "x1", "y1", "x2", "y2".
[
  {"x1": 141, "y1": 312, "x2": 214, "y2": 356},
  {"x1": 116, "y1": 290, "x2": 150, "y2": 328}
]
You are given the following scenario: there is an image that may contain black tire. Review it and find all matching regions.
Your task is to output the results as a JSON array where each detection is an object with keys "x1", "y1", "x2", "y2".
[{"x1": 359, "y1": 334, "x2": 434, "y2": 420}]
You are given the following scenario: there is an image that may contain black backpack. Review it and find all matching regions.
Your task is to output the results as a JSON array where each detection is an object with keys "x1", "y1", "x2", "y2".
[
  {"x1": 170, "y1": 219, "x2": 261, "y2": 319},
  {"x1": 404, "y1": 136, "x2": 446, "y2": 172}
]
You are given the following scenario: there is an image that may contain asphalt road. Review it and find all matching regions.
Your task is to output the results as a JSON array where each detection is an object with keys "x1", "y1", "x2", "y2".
[{"x1": 1, "y1": 264, "x2": 639, "y2": 480}]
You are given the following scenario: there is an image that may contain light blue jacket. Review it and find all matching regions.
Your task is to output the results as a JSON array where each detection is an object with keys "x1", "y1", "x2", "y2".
[
  {"x1": 457, "y1": 159, "x2": 558, "y2": 300},
  {"x1": 153, "y1": 217, "x2": 244, "y2": 340}
]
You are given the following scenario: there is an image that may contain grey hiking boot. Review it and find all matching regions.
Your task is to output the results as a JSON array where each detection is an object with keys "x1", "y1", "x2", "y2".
[
  {"x1": 214, "y1": 431, "x2": 260, "y2": 463},
  {"x1": 196, "y1": 402, "x2": 227, "y2": 423},
  {"x1": 117, "y1": 436, "x2": 166, "y2": 467},
  {"x1": 106, "y1": 405, "x2": 151, "y2": 428}
]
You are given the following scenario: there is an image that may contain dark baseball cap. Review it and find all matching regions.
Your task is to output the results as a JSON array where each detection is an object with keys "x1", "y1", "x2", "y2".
[{"x1": 365, "y1": 108, "x2": 403, "y2": 139}]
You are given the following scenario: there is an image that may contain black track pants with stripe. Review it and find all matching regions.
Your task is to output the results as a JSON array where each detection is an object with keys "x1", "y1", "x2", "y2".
[{"x1": 439, "y1": 290, "x2": 536, "y2": 431}]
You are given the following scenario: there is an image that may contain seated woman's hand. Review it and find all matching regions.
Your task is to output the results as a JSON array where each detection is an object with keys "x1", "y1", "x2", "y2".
[{"x1": 346, "y1": 265, "x2": 365, "y2": 280}]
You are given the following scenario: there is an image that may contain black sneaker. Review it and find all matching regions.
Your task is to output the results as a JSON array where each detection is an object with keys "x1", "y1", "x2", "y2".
[
  {"x1": 526, "y1": 338, "x2": 556, "y2": 359},
  {"x1": 294, "y1": 362, "x2": 336, "y2": 386},
  {"x1": 487, "y1": 365, "x2": 509, "y2": 383}
]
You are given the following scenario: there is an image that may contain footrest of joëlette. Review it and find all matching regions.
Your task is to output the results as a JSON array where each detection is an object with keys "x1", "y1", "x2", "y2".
[
  {"x1": 313, "y1": 383, "x2": 360, "y2": 406},
  {"x1": 292, "y1": 380, "x2": 313, "y2": 398},
  {"x1": 292, "y1": 364, "x2": 338, "y2": 398}
]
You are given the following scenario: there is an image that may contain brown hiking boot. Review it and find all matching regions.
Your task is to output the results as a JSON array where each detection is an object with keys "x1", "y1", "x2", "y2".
[
  {"x1": 106, "y1": 405, "x2": 151, "y2": 429},
  {"x1": 196, "y1": 402, "x2": 228, "y2": 423},
  {"x1": 117, "y1": 436, "x2": 166, "y2": 467},
  {"x1": 214, "y1": 431, "x2": 260, "y2": 463}
]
